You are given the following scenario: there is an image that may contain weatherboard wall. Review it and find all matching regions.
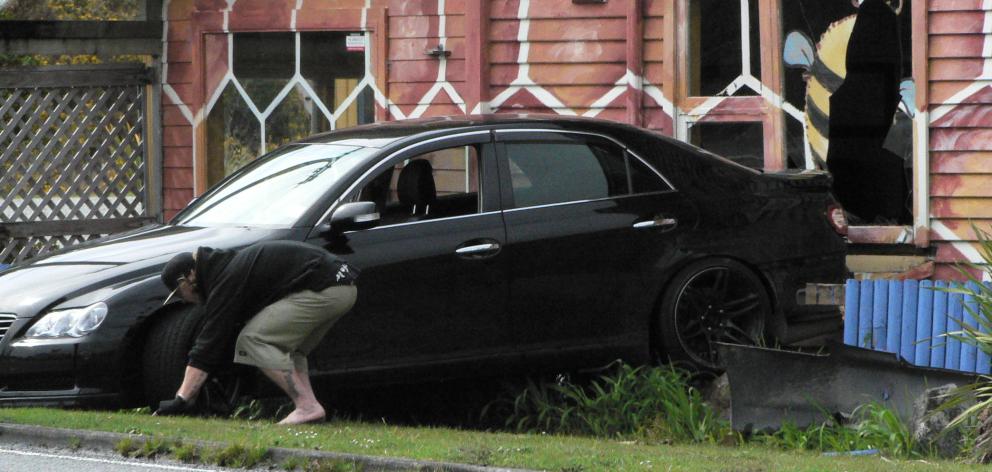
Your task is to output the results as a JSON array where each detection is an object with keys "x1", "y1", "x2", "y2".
[{"x1": 156, "y1": 0, "x2": 992, "y2": 277}]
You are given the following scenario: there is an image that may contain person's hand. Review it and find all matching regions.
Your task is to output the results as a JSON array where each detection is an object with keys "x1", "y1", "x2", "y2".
[{"x1": 153, "y1": 395, "x2": 193, "y2": 416}]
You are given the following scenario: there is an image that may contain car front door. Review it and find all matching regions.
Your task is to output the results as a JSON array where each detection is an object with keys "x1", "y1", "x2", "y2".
[
  {"x1": 304, "y1": 132, "x2": 509, "y2": 374},
  {"x1": 495, "y1": 129, "x2": 689, "y2": 365}
]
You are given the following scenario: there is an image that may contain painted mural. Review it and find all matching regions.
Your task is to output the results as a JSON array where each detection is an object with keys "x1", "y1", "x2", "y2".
[{"x1": 782, "y1": 0, "x2": 915, "y2": 225}]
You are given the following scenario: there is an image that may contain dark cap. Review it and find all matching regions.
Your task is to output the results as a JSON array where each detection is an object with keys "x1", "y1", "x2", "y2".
[{"x1": 161, "y1": 252, "x2": 195, "y2": 305}]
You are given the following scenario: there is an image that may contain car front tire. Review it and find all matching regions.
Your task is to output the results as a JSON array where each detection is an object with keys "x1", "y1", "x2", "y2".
[{"x1": 141, "y1": 306, "x2": 247, "y2": 414}]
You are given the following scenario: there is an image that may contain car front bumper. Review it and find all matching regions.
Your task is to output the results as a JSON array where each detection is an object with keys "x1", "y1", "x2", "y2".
[{"x1": 0, "y1": 334, "x2": 123, "y2": 407}]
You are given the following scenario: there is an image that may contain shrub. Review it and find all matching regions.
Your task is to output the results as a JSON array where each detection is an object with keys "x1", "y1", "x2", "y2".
[
  {"x1": 492, "y1": 362, "x2": 728, "y2": 443},
  {"x1": 757, "y1": 402, "x2": 919, "y2": 458}
]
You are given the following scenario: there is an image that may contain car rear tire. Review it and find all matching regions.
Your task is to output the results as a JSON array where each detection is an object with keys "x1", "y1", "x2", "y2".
[
  {"x1": 141, "y1": 306, "x2": 248, "y2": 414},
  {"x1": 657, "y1": 258, "x2": 770, "y2": 371}
]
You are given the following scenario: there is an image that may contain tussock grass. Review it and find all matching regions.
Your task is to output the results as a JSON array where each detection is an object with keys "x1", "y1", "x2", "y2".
[
  {"x1": 492, "y1": 362, "x2": 728, "y2": 443},
  {"x1": 757, "y1": 403, "x2": 919, "y2": 458}
]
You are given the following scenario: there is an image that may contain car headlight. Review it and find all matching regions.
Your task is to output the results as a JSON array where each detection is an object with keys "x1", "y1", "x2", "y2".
[{"x1": 24, "y1": 302, "x2": 108, "y2": 338}]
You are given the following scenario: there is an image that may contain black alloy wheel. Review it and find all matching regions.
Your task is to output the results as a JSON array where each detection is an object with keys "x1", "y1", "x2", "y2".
[{"x1": 658, "y1": 258, "x2": 770, "y2": 370}]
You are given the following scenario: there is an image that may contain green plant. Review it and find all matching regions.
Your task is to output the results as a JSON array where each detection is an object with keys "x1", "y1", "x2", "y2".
[
  {"x1": 232, "y1": 398, "x2": 266, "y2": 420},
  {"x1": 302, "y1": 458, "x2": 365, "y2": 472},
  {"x1": 851, "y1": 402, "x2": 918, "y2": 457},
  {"x1": 459, "y1": 445, "x2": 495, "y2": 466},
  {"x1": 134, "y1": 436, "x2": 170, "y2": 458},
  {"x1": 756, "y1": 403, "x2": 919, "y2": 458},
  {"x1": 282, "y1": 455, "x2": 306, "y2": 470},
  {"x1": 114, "y1": 437, "x2": 137, "y2": 457},
  {"x1": 170, "y1": 441, "x2": 199, "y2": 463},
  {"x1": 203, "y1": 443, "x2": 270, "y2": 468},
  {"x1": 67, "y1": 436, "x2": 81, "y2": 451},
  {"x1": 491, "y1": 362, "x2": 727, "y2": 443}
]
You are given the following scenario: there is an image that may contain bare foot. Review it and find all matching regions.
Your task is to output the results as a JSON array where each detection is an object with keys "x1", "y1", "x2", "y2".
[{"x1": 278, "y1": 406, "x2": 326, "y2": 425}]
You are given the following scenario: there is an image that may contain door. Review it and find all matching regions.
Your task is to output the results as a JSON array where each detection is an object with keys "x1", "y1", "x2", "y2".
[
  {"x1": 495, "y1": 130, "x2": 687, "y2": 362},
  {"x1": 305, "y1": 133, "x2": 509, "y2": 372}
]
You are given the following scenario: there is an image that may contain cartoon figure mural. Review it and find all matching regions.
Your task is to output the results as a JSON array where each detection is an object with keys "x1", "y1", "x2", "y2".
[{"x1": 783, "y1": 0, "x2": 915, "y2": 225}]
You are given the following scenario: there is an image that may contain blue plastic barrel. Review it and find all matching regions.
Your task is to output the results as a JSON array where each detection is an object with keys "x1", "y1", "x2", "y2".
[
  {"x1": 844, "y1": 279, "x2": 860, "y2": 347},
  {"x1": 858, "y1": 281, "x2": 874, "y2": 348},
  {"x1": 886, "y1": 280, "x2": 902, "y2": 354},
  {"x1": 977, "y1": 282, "x2": 992, "y2": 375},
  {"x1": 930, "y1": 281, "x2": 948, "y2": 369},
  {"x1": 915, "y1": 280, "x2": 934, "y2": 367},
  {"x1": 946, "y1": 286, "x2": 963, "y2": 371},
  {"x1": 872, "y1": 280, "x2": 888, "y2": 351},
  {"x1": 900, "y1": 279, "x2": 919, "y2": 364}
]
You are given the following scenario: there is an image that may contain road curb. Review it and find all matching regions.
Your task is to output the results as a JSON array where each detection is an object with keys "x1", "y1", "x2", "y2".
[{"x1": 0, "y1": 422, "x2": 533, "y2": 471}]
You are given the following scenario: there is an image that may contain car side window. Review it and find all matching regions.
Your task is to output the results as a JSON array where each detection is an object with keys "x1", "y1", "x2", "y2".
[
  {"x1": 628, "y1": 152, "x2": 673, "y2": 194},
  {"x1": 355, "y1": 145, "x2": 481, "y2": 226},
  {"x1": 504, "y1": 141, "x2": 628, "y2": 208}
]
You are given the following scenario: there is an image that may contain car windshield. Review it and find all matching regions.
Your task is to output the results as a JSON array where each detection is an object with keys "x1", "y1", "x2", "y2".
[{"x1": 175, "y1": 144, "x2": 375, "y2": 227}]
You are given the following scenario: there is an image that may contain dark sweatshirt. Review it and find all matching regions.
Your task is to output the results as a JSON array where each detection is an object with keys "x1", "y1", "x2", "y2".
[{"x1": 187, "y1": 240, "x2": 358, "y2": 372}]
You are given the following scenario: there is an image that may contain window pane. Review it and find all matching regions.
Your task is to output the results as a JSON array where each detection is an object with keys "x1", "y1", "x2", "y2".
[
  {"x1": 265, "y1": 84, "x2": 313, "y2": 152},
  {"x1": 689, "y1": 0, "x2": 761, "y2": 96},
  {"x1": 629, "y1": 155, "x2": 672, "y2": 194},
  {"x1": 206, "y1": 83, "x2": 260, "y2": 187},
  {"x1": 689, "y1": 122, "x2": 764, "y2": 170},
  {"x1": 301, "y1": 32, "x2": 371, "y2": 130},
  {"x1": 234, "y1": 33, "x2": 295, "y2": 111},
  {"x1": 358, "y1": 145, "x2": 480, "y2": 226},
  {"x1": 505, "y1": 142, "x2": 626, "y2": 208}
]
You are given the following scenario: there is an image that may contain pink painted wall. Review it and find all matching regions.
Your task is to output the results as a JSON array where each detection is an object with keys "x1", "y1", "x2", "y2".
[{"x1": 926, "y1": 0, "x2": 992, "y2": 279}]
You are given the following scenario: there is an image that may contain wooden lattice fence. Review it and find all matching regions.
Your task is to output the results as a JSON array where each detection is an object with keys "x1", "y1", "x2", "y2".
[{"x1": 0, "y1": 64, "x2": 158, "y2": 264}]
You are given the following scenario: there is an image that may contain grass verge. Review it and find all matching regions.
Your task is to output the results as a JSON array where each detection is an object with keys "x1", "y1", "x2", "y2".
[{"x1": 0, "y1": 407, "x2": 985, "y2": 472}]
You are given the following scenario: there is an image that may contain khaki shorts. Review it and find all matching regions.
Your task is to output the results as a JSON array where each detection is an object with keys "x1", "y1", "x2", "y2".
[{"x1": 234, "y1": 284, "x2": 357, "y2": 372}]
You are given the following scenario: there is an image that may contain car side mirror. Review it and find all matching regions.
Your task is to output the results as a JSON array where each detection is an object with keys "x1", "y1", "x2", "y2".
[{"x1": 320, "y1": 201, "x2": 380, "y2": 235}]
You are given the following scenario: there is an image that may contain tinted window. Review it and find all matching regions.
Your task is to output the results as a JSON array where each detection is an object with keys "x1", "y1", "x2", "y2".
[
  {"x1": 354, "y1": 145, "x2": 481, "y2": 226},
  {"x1": 505, "y1": 142, "x2": 628, "y2": 208},
  {"x1": 629, "y1": 153, "x2": 672, "y2": 194}
]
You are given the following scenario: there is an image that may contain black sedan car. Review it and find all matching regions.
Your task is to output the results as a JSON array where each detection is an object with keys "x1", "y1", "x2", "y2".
[{"x1": 0, "y1": 115, "x2": 847, "y2": 408}]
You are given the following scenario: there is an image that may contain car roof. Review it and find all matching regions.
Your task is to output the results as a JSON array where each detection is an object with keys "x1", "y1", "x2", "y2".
[{"x1": 297, "y1": 114, "x2": 638, "y2": 148}]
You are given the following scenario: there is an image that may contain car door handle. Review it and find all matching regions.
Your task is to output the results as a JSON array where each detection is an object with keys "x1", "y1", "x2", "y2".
[
  {"x1": 455, "y1": 242, "x2": 501, "y2": 257},
  {"x1": 633, "y1": 217, "x2": 678, "y2": 230}
]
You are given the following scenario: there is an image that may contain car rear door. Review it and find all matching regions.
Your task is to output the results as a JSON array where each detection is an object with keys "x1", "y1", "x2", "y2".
[
  {"x1": 304, "y1": 131, "x2": 509, "y2": 373},
  {"x1": 495, "y1": 129, "x2": 692, "y2": 364}
]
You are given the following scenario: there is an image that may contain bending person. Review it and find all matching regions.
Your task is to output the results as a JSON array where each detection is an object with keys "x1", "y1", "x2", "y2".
[{"x1": 154, "y1": 240, "x2": 358, "y2": 424}]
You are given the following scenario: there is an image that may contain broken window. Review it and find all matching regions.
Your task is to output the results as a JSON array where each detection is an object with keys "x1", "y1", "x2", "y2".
[{"x1": 782, "y1": 0, "x2": 915, "y2": 225}]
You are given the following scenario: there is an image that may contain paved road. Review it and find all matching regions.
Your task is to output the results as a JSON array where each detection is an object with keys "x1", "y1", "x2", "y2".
[{"x1": 0, "y1": 446, "x2": 229, "y2": 472}]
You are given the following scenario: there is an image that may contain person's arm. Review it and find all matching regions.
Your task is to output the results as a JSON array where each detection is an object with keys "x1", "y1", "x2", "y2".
[{"x1": 177, "y1": 365, "x2": 209, "y2": 399}]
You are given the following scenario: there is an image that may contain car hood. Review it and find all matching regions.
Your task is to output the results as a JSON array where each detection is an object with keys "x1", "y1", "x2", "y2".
[{"x1": 0, "y1": 224, "x2": 291, "y2": 317}]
